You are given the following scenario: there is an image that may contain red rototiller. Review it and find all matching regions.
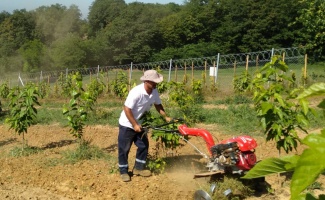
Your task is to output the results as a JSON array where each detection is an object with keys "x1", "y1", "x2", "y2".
[
  {"x1": 144, "y1": 118, "x2": 258, "y2": 177},
  {"x1": 143, "y1": 118, "x2": 261, "y2": 199}
]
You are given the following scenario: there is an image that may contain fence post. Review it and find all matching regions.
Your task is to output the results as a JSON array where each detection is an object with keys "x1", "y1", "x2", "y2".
[
  {"x1": 40, "y1": 71, "x2": 43, "y2": 82},
  {"x1": 271, "y1": 48, "x2": 274, "y2": 61},
  {"x1": 204, "y1": 60, "x2": 207, "y2": 87},
  {"x1": 130, "y1": 62, "x2": 133, "y2": 81},
  {"x1": 234, "y1": 60, "x2": 237, "y2": 77},
  {"x1": 128, "y1": 68, "x2": 130, "y2": 91},
  {"x1": 304, "y1": 54, "x2": 308, "y2": 85},
  {"x1": 66, "y1": 68, "x2": 68, "y2": 78},
  {"x1": 97, "y1": 65, "x2": 100, "y2": 78},
  {"x1": 175, "y1": 65, "x2": 178, "y2": 82},
  {"x1": 18, "y1": 73, "x2": 24, "y2": 86},
  {"x1": 191, "y1": 61, "x2": 194, "y2": 83},
  {"x1": 215, "y1": 53, "x2": 220, "y2": 84},
  {"x1": 168, "y1": 59, "x2": 172, "y2": 82},
  {"x1": 246, "y1": 55, "x2": 249, "y2": 72},
  {"x1": 282, "y1": 52, "x2": 285, "y2": 62},
  {"x1": 184, "y1": 62, "x2": 187, "y2": 83}
]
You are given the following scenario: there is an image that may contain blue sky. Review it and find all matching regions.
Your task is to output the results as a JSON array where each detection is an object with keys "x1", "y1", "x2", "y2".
[{"x1": 0, "y1": 0, "x2": 185, "y2": 19}]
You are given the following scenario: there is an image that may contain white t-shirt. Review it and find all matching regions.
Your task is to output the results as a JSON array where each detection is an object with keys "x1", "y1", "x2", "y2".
[{"x1": 118, "y1": 83, "x2": 161, "y2": 129}]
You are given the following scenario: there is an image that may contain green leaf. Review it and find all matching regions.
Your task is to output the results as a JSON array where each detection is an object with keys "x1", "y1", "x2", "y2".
[
  {"x1": 296, "y1": 83, "x2": 325, "y2": 99},
  {"x1": 291, "y1": 148, "x2": 325, "y2": 199},
  {"x1": 318, "y1": 99, "x2": 325, "y2": 109},
  {"x1": 62, "y1": 107, "x2": 69, "y2": 114},
  {"x1": 274, "y1": 93, "x2": 285, "y2": 107},
  {"x1": 302, "y1": 133, "x2": 325, "y2": 152},
  {"x1": 296, "y1": 114, "x2": 309, "y2": 127},
  {"x1": 260, "y1": 102, "x2": 273, "y2": 115},
  {"x1": 242, "y1": 156, "x2": 296, "y2": 179},
  {"x1": 299, "y1": 98, "x2": 309, "y2": 115}
]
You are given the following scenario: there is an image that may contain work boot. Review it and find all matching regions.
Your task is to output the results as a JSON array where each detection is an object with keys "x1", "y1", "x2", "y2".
[
  {"x1": 133, "y1": 168, "x2": 151, "y2": 177},
  {"x1": 120, "y1": 173, "x2": 131, "y2": 182}
]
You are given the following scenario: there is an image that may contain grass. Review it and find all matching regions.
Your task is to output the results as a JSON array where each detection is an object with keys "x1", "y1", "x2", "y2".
[
  {"x1": 44, "y1": 140, "x2": 117, "y2": 169},
  {"x1": 61, "y1": 140, "x2": 112, "y2": 163},
  {"x1": 9, "y1": 145, "x2": 42, "y2": 157},
  {"x1": 1, "y1": 92, "x2": 323, "y2": 137}
]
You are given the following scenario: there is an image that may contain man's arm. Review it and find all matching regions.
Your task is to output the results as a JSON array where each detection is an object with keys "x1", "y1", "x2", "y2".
[
  {"x1": 124, "y1": 106, "x2": 142, "y2": 132},
  {"x1": 154, "y1": 104, "x2": 171, "y2": 122}
]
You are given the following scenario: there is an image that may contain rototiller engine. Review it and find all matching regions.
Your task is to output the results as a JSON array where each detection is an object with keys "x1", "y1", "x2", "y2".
[
  {"x1": 178, "y1": 124, "x2": 257, "y2": 177},
  {"x1": 146, "y1": 119, "x2": 258, "y2": 177}
]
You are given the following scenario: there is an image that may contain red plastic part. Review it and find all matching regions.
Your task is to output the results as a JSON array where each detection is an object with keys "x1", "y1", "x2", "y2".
[
  {"x1": 220, "y1": 136, "x2": 257, "y2": 151},
  {"x1": 237, "y1": 151, "x2": 257, "y2": 170},
  {"x1": 178, "y1": 124, "x2": 216, "y2": 155}
]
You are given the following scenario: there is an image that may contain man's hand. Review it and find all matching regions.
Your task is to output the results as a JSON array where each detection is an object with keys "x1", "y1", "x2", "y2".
[
  {"x1": 133, "y1": 124, "x2": 142, "y2": 132},
  {"x1": 165, "y1": 116, "x2": 172, "y2": 122}
]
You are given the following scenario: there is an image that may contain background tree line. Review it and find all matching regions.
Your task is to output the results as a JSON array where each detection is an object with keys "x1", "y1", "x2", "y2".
[{"x1": 0, "y1": 0, "x2": 324, "y2": 74}]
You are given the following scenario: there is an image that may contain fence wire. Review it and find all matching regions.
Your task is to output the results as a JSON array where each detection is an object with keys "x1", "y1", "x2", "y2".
[{"x1": 0, "y1": 47, "x2": 311, "y2": 93}]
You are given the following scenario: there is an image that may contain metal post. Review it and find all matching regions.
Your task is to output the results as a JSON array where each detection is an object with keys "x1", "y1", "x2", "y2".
[
  {"x1": 18, "y1": 73, "x2": 24, "y2": 86},
  {"x1": 97, "y1": 65, "x2": 100, "y2": 78},
  {"x1": 215, "y1": 53, "x2": 220, "y2": 84},
  {"x1": 271, "y1": 48, "x2": 274, "y2": 61}
]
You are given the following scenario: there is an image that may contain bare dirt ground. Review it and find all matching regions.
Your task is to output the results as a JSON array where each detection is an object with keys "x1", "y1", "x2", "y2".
[{"x1": 0, "y1": 124, "x2": 323, "y2": 200}]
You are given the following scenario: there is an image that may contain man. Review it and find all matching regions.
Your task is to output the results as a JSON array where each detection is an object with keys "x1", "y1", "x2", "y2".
[{"x1": 118, "y1": 69, "x2": 171, "y2": 182}]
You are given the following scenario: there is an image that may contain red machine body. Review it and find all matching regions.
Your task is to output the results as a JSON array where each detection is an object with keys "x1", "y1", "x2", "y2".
[
  {"x1": 178, "y1": 124, "x2": 257, "y2": 172},
  {"x1": 220, "y1": 136, "x2": 257, "y2": 170}
]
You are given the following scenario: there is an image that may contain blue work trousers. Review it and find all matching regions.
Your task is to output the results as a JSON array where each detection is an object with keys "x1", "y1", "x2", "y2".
[{"x1": 118, "y1": 125, "x2": 149, "y2": 174}]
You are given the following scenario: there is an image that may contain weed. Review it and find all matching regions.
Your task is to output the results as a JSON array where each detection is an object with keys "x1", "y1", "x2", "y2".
[
  {"x1": 61, "y1": 140, "x2": 113, "y2": 164},
  {"x1": 10, "y1": 145, "x2": 41, "y2": 157}
]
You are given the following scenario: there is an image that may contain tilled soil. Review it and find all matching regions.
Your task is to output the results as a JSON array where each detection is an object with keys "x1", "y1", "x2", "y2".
[{"x1": 0, "y1": 124, "x2": 323, "y2": 200}]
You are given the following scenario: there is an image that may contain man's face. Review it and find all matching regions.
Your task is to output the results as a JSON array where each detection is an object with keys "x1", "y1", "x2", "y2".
[{"x1": 146, "y1": 80, "x2": 157, "y2": 89}]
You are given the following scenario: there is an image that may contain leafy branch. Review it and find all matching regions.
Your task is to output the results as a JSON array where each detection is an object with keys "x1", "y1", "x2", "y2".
[
  {"x1": 250, "y1": 56, "x2": 313, "y2": 153},
  {"x1": 62, "y1": 72, "x2": 96, "y2": 141},
  {"x1": 243, "y1": 82, "x2": 325, "y2": 200}
]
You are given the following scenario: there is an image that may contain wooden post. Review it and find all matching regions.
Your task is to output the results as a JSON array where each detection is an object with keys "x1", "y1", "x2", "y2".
[
  {"x1": 191, "y1": 61, "x2": 194, "y2": 83},
  {"x1": 184, "y1": 62, "x2": 187, "y2": 83},
  {"x1": 246, "y1": 55, "x2": 249, "y2": 72},
  {"x1": 282, "y1": 52, "x2": 285, "y2": 62},
  {"x1": 234, "y1": 61, "x2": 237, "y2": 77},
  {"x1": 256, "y1": 56, "x2": 259, "y2": 69},
  {"x1": 304, "y1": 54, "x2": 308, "y2": 85},
  {"x1": 128, "y1": 68, "x2": 131, "y2": 91},
  {"x1": 106, "y1": 70, "x2": 109, "y2": 94},
  {"x1": 106, "y1": 70, "x2": 109, "y2": 83},
  {"x1": 204, "y1": 60, "x2": 207, "y2": 87},
  {"x1": 175, "y1": 65, "x2": 178, "y2": 82}
]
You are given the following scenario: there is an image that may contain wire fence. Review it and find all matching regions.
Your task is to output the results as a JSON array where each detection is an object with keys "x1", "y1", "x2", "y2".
[{"x1": 1, "y1": 47, "x2": 317, "y2": 93}]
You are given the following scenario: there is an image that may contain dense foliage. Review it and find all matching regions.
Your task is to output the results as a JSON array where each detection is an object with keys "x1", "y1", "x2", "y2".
[{"x1": 0, "y1": 0, "x2": 324, "y2": 74}]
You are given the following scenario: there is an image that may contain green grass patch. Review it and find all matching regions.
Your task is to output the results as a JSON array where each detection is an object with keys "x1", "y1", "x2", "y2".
[
  {"x1": 61, "y1": 141, "x2": 113, "y2": 164},
  {"x1": 208, "y1": 94, "x2": 253, "y2": 105},
  {"x1": 201, "y1": 104, "x2": 263, "y2": 136},
  {"x1": 37, "y1": 107, "x2": 65, "y2": 125},
  {"x1": 9, "y1": 145, "x2": 42, "y2": 157}
]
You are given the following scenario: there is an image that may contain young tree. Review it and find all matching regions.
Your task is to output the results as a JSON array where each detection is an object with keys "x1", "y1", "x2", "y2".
[{"x1": 6, "y1": 84, "x2": 41, "y2": 149}]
